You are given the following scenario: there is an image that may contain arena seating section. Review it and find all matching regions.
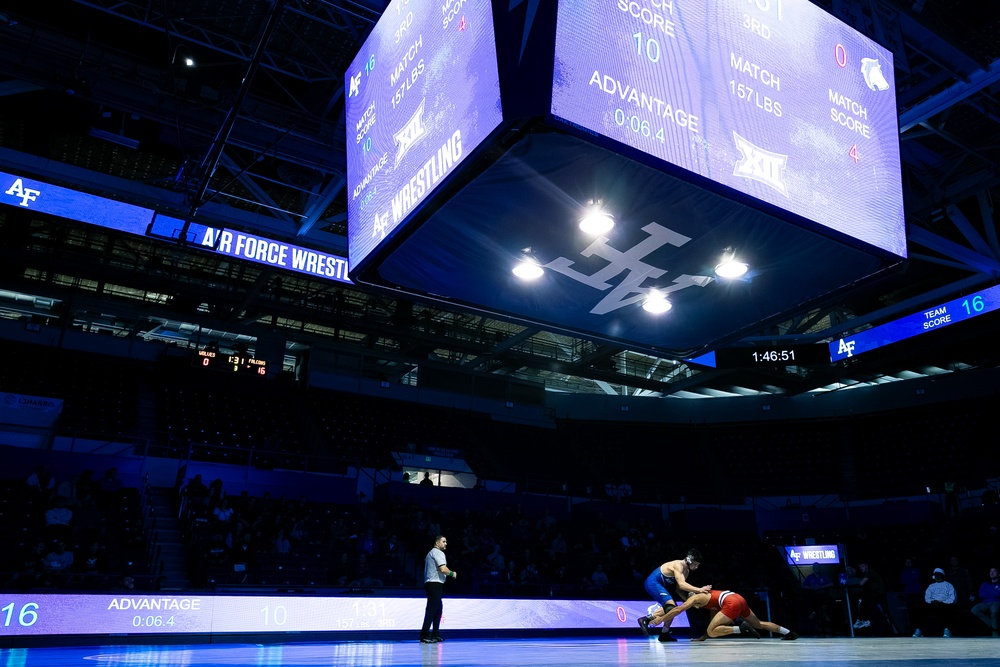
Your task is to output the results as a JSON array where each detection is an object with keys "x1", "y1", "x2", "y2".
[{"x1": 1, "y1": 340, "x2": 998, "y2": 637}]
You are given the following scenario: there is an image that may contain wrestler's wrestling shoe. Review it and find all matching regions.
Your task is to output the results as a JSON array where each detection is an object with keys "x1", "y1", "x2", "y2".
[
  {"x1": 781, "y1": 631, "x2": 799, "y2": 641},
  {"x1": 739, "y1": 621, "x2": 761, "y2": 639},
  {"x1": 657, "y1": 631, "x2": 677, "y2": 642},
  {"x1": 638, "y1": 616, "x2": 651, "y2": 637}
]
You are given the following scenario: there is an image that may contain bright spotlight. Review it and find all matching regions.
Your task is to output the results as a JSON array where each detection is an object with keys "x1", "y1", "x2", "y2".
[
  {"x1": 642, "y1": 291, "x2": 672, "y2": 314},
  {"x1": 579, "y1": 204, "x2": 614, "y2": 235},
  {"x1": 715, "y1": 249, "x2": 748, "y2": 279},
  {"x1": 512, "y1": 258, "x2": 544, "y2": 281}
]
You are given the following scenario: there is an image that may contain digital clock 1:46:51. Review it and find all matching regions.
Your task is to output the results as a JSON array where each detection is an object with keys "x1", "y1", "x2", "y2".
[{"x1": 752, "y1": 349, "x2": 796, "y2": 363}]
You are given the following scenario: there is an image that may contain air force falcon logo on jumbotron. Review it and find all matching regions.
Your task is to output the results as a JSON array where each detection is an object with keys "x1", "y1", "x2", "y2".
[
  {"x1": 733, "y1": 132, "x2": 789, "y2": 197},
  {"x1": 348, "y1": 71, "x2": 362, "y2": 98}
]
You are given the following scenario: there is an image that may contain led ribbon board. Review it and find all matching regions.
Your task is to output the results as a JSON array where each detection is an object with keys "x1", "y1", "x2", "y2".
[
  {"x1": 0, "y1": 594, "x2": 683, "y2": 636},
  {"x1": 829, "y1": 284, "x2": 1000, "y2": 361},
  {"x1": 1, "y1": 170, "x2": 155, "y2": 235},
  {"x1": 150, "y1": 217, "x2": 351, "y2": 283},
  {"x1": 551, "y1": 0, "x2": 906, "y2": 257},
  {"x1": 344, "y1": 0, "x2": 504, "y2": 270},
  {"x1": 0, "y1": 170, "x2": 351, "y2": 284},
  {"x1": 690, "y1": 344, "x2": 831, "y2": 368},
  {"x1": 785, "y1": 544, "x2": 840, "y2": 565}
]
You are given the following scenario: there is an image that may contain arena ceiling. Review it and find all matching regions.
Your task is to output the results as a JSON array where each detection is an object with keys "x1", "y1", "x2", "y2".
[{"x1": 1, "y1": 0, "x2": 1000, "y2": 399}]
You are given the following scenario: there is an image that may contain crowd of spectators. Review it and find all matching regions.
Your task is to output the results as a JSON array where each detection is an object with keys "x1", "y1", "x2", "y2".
[
  {"x1": 1, "y1": 453, "x2": 998, "y2": 642},
  {"x1": 1, "y1": 465, "x2": 151, "y2": 590}
]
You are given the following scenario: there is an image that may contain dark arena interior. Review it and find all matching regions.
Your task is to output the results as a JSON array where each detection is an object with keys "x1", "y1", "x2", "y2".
[{"x1": 0, "y1": 0, "x2": 999, "y2": 665}]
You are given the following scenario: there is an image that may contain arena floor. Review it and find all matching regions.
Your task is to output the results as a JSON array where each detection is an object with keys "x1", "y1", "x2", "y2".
[{"x1": 3, "y1": 636, "x2": 998, "y2": 667}]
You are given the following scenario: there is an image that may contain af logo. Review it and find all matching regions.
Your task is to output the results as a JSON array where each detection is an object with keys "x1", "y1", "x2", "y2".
[
  {"x1": 733, "y1": 132, "x2": 789, "y2": 197},
  {"x1": 4, "y1": 178, "x2": 41, "y2": 207},
  {"x1": 392, "y1": 98, "x2": 427, "y2": 167},
  {"x1": 372, "y1": 210, "x2": 389, "y2": 240},
  {"x1": 545, "y1": 222, "x2": 712, "y2": 315},
  {"x1": 837, "y1": 338, "x2": 856, "y2": 358},
  {"x1": 348, "y1": 71, "x2": 362, "y2": 98}
]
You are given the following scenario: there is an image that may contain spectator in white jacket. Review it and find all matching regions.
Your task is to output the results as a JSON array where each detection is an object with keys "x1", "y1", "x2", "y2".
[{"x1": 912, "y1": 567, "x2": 957, "y2": 637}]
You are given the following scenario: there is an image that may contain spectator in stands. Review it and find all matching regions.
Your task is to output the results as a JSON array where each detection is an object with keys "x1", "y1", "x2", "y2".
[
  {"x1": 947, "y1": 555, "x2": 974, "y2": 609},
  {"x1": 231, "y1": 532, "x2": 253, "y2": 578},
  {"x1": 25, "y1": 464, "x2": 55, "y2": 498},
  {"x1": 549, "y1": 532, "x2": 568, "y2": 562},
  {"x1": 44, "y1": 498, "x2": 73, "y2": 541},
  {"x1": 842, "y1": 563, "x2": 863, "y2": 617},
  {"x1": 487, "y1": 544, "x2": 505, "y2": 573},
  {"x1": 518, "y1": 560, "x2": 540, "y2": 587},
  {"x1": 98, "y1": 467, "x2": 123, "y2": 494},
  {"x1": 55, "y1": 473, "x2": 82, "y2": 508},
  {"x1": 802, "y1": 563, "x2": 835, "y2": 626},
  {"x1": 274, "y1": 529, "x2": 292, "y2": 556},
  {"x1": 502, "y1": 560, "x2": 519, "y2": 589},
  {"x1": 42, "y1": 540, "x2": 74, "y2": 577},
  {"x1": 420, "y1": 471, "x2": 434, "y2": 486},
  {"x1": 426, "y1": 516, "x2": 442, "y2": 541},
  {"x1": 351, "y1": 553, "x2": 383, "y2": 587},
  {"x1": 122, "y1": 516, "x2": 146, "y2": 550},
  {"x1": 971, "y1": 567, "x2": 1000, "y2": 637},
  {"x1": 943, "y1": 480, "x2": 959, "y2": 518},
  {"x1": 14, "y1": 541, "x2": 48, "y2": 588},
  {"x1": 912, "y1": 567, "x2": 956, "y2": 637},
  {"x1": 853, "y1": 561, "x2": 887, "y2": 631},
  {"x1": 356, "y1": 528, "x2": 378, "y2": 556},
  {"x1": 213, "y1": 498, "x2": 235, "y2": 526},
  {"x1": 627, "y1": 556, "x2": 644, "y2": 584},
  {"x1": 536, "y1": 509, "x2": 557, "y2": 534},
  {"x1": 75, "y1": 469, "x2": 98, "y2": 501},
  {"x1": 180, "y1": 474, "x2": 210, "y2": 507},
  {"x1": 78, "y1": 541, "x2": 105, "y2": 579},
  {"x1": 844, "y1": 564, "x2": 862, "y2": 589},
  {"x1": 381, "y1": 532, "x2": 401, "y2": 562},
  {"x1": 71, "y1": 496, "x2": 103, "y2": 542},
  {"x1": 986, "y1": 526, "x2": 1000, "y2": 567},
  {"x1": 113, "y1": 574, "x2": 135, "y2": 592},
  {"x1": 900, "y1": 557, "x2": 924, "y2": 635},
  {"x1": 409, "y1": 510, "x2": 427, "y2": 539},
  {"x1": 287, "y1": 515, "x2": 306, "y2": 542},
  {"x1": 330, "y1": 552, "x2": 353, "y2": 586},
  {"x1": 208, "y1": 478, "x2": 225, "y2": 508},
  {"x1": 231, "y1": 490, "x2": 251, "y2": 516},
  {"x1": 591, "y1": 563, "x2": 609, "y2": 590}
]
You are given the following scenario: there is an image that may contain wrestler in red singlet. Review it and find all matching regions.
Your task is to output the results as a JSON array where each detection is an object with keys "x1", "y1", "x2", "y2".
[{"x1": 704, "y1": 589, "x2": 753, "y2": 621}]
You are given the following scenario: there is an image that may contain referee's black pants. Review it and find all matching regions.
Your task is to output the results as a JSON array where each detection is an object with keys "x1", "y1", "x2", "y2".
[{"x1": 421, "y1": 581, "x2": 444, "y2": 638}]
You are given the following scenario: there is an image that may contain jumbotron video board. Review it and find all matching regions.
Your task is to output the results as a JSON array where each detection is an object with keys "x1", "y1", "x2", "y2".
[
  {"x1": 346, "y1": 0, "x2": 906, "y2": 356},
  {"x1": 345, "y1": 0, "x2": 504, "y2": 269},
  {"x1": 551, "y1": 0, "x2": 906, "y2": 257}
]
